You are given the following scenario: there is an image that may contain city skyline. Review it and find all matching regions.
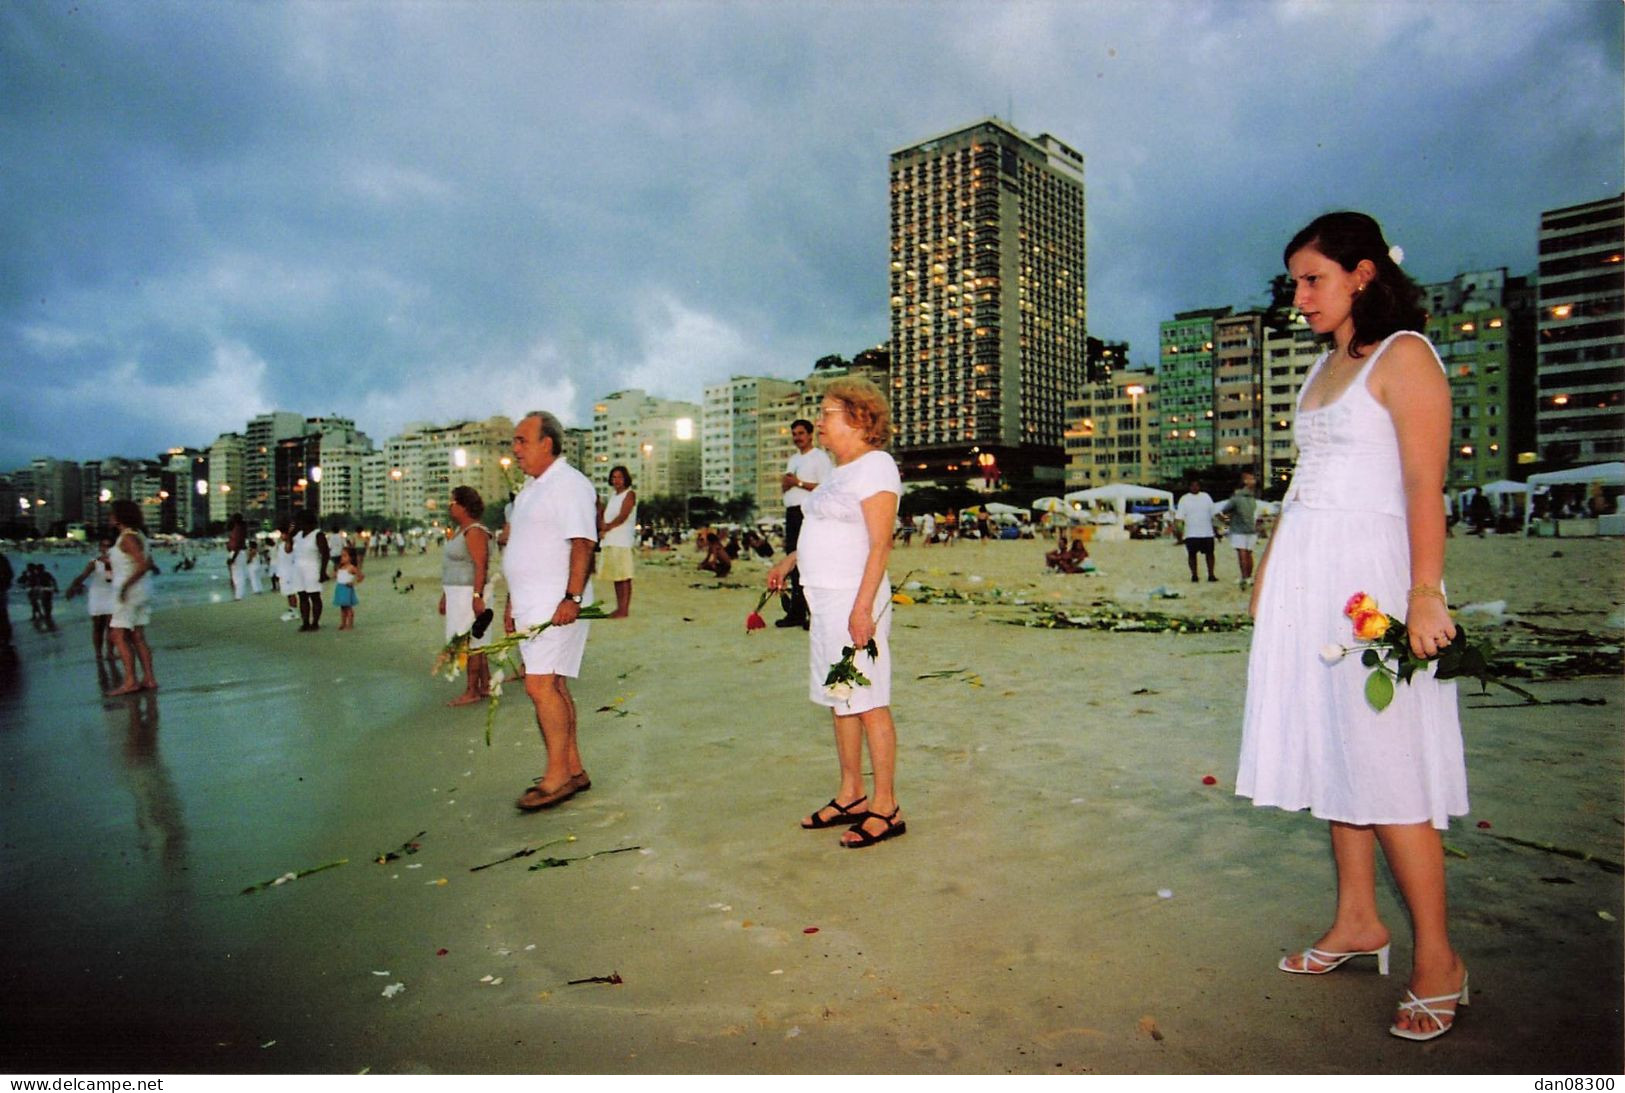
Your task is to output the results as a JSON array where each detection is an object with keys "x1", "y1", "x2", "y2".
[{"x1": 3, "y1": 1, "x2": 1621, "y2": 468}]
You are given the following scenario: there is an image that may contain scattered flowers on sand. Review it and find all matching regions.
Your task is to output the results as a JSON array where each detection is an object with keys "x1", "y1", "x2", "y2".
[
  {"x1": 1320, "y1": 590, "x2": 1536, "y2": 711},
  {"x1": 374, "y1": 831, "x2": 426, "y2": 865},
  {"x1": 1012, "y1": 608, "x2": 1251, "y2": 633},
  {"x1": 470, "y1": 835, "x2": 578, "y2": 872},
  {"x1": 240, "y1": 858, "x2": 349, "y2": 895},
  {"x1": 527, "y1": 844, "x2": 642, "y2": 871},
  {"x1": 432, "y1": 605, "x2": 611, "y2": 745}
]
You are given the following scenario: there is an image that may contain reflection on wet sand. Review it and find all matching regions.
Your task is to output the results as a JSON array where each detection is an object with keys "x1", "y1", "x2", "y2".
[{"x1": 108, "y1": 689, "x2": 189, "y2": 882}]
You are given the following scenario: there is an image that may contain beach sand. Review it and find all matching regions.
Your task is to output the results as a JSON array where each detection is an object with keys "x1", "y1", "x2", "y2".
[{"x1": 1, "y1": 533, "x2": 1620, "y2": 1075}]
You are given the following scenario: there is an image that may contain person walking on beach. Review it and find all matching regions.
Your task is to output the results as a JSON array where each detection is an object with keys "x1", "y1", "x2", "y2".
[
  {"x1": 66, "y1": 534, "x2": 117, "y2": 659},
  {"x1": 1216, "y1": 470, "x2": 1262, "y2": 588},
  {"x1": 765, "y1": 378, "x2": 906, "y2": 849},
  {"x1": 440, "y1": 486, "x2": 494, "y2": 706},
  {"x1": 777, "y1": 418, "x2": 831, "y2": 629},
  {"x1": 597, "y1": 465, "x2": 638, "y2": 618},
  {"x1": 1175, "y1": 476, "x2": 1220, "y2": 583},
  {"x1": 226, "y1": 513, "x2": 249, "y2": 600},
  {"x1": 504, "y1": 411, "x2": 597, "y2": 812},
  {"x1": 1237, "y1": 211, "x2": 1469, "y2": 1042},
  {"x1": 332, "y1": 545, "x2": 363, "y2": 630},
  {"x1": 107, "y1": 500, "x2": 159, "y2": 695}
]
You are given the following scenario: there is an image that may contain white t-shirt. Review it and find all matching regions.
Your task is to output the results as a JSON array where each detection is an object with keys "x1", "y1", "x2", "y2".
[
  {"x1": 1175, "y1": 491, "x2": 1218, "y2": 539},
  {"x1": 784, "y1": 447, "x2": 834, "y2": 509},
  {"x1": 505, "y1": 458, "x2": 597, "y2": 620},
  {"x1": 797, "y1": 450, "x2": 901, "y2": 589}
]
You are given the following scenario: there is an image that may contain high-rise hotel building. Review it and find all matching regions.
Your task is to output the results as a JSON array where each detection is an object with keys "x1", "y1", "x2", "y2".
[
  {"x1": 1535, "y1": 194, "x2": 1623, "y2": 467},
  {"x1": 889, "y1": 118, "x2": 1086, "y2": 483}
]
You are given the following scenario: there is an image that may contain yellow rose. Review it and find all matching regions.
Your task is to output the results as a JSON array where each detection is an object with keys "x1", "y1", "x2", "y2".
[
  {"x1": 891, "y1": 592, "x2": 914, "y2": 605},
  {"x1": 1352, "y1": 609, "x2": 1390, "y2": 641},
  {"x1": 1343, "y1": 592, "x2": 1377, "y2": 619}
]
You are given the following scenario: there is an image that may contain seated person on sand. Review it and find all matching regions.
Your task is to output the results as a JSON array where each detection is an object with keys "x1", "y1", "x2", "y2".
[
  {"x1": 697, "y1": 532, "x2": 732, "y2": 578},
  {"x1": 1045, "y1": 537, "x2": 1091, "y2": 574}
]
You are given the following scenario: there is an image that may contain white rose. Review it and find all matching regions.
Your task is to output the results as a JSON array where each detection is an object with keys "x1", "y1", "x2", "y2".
[
  {"x1": 826, "y1": 682, "x2": 853, "y2": 702},
  {"x1": 1318, "y1": 644, "x2": 1346, "y2": 665}
]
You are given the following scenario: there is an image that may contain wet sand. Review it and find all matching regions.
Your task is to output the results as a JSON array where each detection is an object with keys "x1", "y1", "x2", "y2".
[{"x1": 1, "y1": 534, "x2": 1620, "y2": 1075}]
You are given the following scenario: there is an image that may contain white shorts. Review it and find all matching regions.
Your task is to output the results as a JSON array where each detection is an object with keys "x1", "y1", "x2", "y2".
[
  {"x1": 1228, "y1": 533, "x2": 1258, "y2": 551},
  {"x1": 516, "y1": 615, "x2": 590, "y2": 677},
  {"x1": 443, "y1": 584, "x2": 493, "y2": 650},
  {"x1": 111, "y1": 583, "x2": 152, "y2": 630},
  {"x1": 806, "y1": 580, "x2": 891, "y2": 714},
  {"x1": 290, "y1": 560, "x2": 322, "y2": 596}
]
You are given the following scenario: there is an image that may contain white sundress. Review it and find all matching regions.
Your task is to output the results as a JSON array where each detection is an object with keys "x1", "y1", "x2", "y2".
[{"x1": 1235, "y1": 331, "x2": 1468, "y2": 830}]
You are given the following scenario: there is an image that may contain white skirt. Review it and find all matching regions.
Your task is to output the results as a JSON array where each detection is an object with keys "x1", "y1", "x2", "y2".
[
  {"x1": 443, "y1": 584, "x2": 493, "y2": 649},
  {"x1": 1235, "y1": 503, "x2": 1467, "y2": 830},
  {"x1": 806, "y1": 580, "x2": 891, "y2": 714}
]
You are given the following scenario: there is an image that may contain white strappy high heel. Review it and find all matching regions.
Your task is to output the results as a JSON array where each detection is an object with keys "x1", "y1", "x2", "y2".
[
  {"x1": 1389, "y1": 970, "x2": 1469, "y2": 1041},
  {"x1": 1277, "y1": 943, "x2": 1391, "y2": 975}
]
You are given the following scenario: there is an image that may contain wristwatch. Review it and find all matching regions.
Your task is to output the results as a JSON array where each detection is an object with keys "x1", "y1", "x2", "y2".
[{"x1": 564, "y1": 592, "x2": 582, "y2": 604}]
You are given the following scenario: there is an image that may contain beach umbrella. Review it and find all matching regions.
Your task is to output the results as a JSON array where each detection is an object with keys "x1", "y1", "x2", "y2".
[
  {"x1": 984, "y1": 502, "x2": 1022, "y2": 516},
  {"x1": 1063, "y1": 483, "x2": 1175, "y2": 526}
]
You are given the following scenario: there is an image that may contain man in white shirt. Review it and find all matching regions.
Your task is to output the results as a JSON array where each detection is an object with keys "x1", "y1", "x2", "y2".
[
  {"x1": 504, "y1": 411, "x2": 598, "y2": 811},
  {"x1": 1175, "y1": 476, "x2": 1220, "y2": 583},
  {"x1": 777, "y1": 418, "x2": 833, "y2": 629}
]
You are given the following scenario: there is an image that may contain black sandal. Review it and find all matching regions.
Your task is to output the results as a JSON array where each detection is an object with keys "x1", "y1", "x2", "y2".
[
  {"x1": 841, "y1": 807, "x2": 906, "y2": 848},
  {"x1": 801, "y1": 795, "x2": 868, "y2": 829}
]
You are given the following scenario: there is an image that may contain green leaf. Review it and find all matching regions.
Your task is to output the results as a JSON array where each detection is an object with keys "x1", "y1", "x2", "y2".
[
  {"x1": 1360, "y1": 648, "x2": 1382, "y2": 668},
  {"x1": 1365, "y1": 669, "x2": 1395, "y2": 712}
]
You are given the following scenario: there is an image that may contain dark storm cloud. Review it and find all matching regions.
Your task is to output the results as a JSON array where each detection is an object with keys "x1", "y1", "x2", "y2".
[{"x1": 1, "y1": 0, "x2": 1619, "y2": 466}]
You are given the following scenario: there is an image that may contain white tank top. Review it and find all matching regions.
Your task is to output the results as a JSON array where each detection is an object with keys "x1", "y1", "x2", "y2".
[{"x1": 1285, "y1": 331, "x2": 1443, "y2": 520}]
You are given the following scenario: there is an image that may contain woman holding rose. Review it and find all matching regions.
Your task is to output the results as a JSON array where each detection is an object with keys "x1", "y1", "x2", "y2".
[
  {"x1": 1236, "y1": 212, "x2": 1468, "y2": 1041},
  {"x1": 766, "y1": 378, "x2": 905, "y2": 849}
]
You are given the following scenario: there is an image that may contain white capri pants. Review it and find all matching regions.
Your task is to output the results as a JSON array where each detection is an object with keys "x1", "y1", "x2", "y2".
[{"x1": 806, "y1": 579, "x2": 892, "y2": 714}]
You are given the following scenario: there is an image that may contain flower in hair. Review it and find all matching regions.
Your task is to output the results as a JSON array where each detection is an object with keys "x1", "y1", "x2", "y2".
[{"x1": 1388, "y1": 245, "x2": 1404, "y2": 266}]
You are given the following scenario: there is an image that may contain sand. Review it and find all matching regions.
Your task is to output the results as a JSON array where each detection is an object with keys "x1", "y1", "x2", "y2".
[{"x1": 1, "y1": 532, "x2": 1620, "y2": 1075}]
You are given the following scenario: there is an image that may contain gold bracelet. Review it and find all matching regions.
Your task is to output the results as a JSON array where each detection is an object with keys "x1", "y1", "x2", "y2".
[{"x1": 1407, "y1": 583, "x2": 1447, "y2": 605}]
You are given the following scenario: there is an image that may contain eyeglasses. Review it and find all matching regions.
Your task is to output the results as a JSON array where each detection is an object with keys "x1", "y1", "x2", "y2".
[{"x1": 818, "y1": 406, "x2": 847, "y2": 418}]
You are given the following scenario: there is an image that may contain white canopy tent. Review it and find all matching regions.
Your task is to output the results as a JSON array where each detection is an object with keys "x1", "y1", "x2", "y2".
[
  {"x1": 1063, "y1": 483, "x2": 1175, "y2": 526},
  {"x1": 1525, "y1": 462, "x2": 1625, "y2": 489},
  {"x1": 1524, "y1": 463, "x2": 1625, "y2": 532}
]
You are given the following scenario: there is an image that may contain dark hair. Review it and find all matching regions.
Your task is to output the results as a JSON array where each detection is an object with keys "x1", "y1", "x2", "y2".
[
  {"x1": 1284, "y1": 211, "x2": 1426, "y2": 358},
  {"x1": 451, "y1": 485, "x2": 485, "y2": 519},
  {"x1": 111, "y1": 499, "x2": 145, "y2": 531},
  {"x1": 791, "y1": 418, "x2": 814, "y2": 434},
  {"x1": 608, "y1": 465, "x2": 633, "y2": 489},
  {"x1": 296, "y1": 509, "x2": 318, "y2": 533}
]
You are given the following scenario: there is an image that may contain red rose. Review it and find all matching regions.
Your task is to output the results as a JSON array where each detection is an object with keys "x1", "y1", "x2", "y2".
[{"x1": 746, "y1": 612, "x2": 766, "y2": 632}]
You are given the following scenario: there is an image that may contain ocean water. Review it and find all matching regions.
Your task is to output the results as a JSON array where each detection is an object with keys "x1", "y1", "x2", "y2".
[{"x1": 5, "y1": 543, "x2": 248, "y2": 613}]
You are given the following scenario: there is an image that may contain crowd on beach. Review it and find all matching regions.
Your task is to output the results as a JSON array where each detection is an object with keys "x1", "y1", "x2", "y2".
[{"x1": 3, "y1": 210, "x2": 1547, "y2": 1047}]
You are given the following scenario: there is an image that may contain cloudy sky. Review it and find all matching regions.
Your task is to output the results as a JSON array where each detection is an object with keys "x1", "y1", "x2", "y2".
[{"x1": 2, "y1": 0, "x2": 1620, "y2": 467}]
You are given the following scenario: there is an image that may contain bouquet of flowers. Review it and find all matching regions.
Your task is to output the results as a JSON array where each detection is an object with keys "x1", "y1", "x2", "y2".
[
  {"x1": 433, "y1": 603, "x2": 610, "y2": 744},
  {"x1": 1320, "y1": 591, "x2": 1535, "y2": 711}
]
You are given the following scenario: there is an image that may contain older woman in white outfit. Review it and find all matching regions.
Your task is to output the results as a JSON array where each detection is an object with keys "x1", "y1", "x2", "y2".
[{"x1": 766, "y1": 378, "x2": 905, "y2": 849}]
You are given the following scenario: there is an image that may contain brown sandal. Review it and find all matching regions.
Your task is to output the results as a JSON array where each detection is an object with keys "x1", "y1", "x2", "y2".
[{"x1": 516, "y1": 781, "x2": 578, "y2": 812}]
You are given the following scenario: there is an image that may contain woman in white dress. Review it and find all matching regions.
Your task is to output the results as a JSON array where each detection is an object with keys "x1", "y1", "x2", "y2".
[
  {"x1": 597, "y1": 465, "x2": 638, "y2": 618},
  {"x1": 106, "y1": 500, "x2": 159, "y2": 694},
  {"x1": 765, "y1": 378, "x2": 906, "y2": 849},
  {"x1": 1237, "y1": 212, "x2": 1467, "y2": 1041},
  {"x1": 289, "y1": 509, "x2": 329, "y2": 631}
]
